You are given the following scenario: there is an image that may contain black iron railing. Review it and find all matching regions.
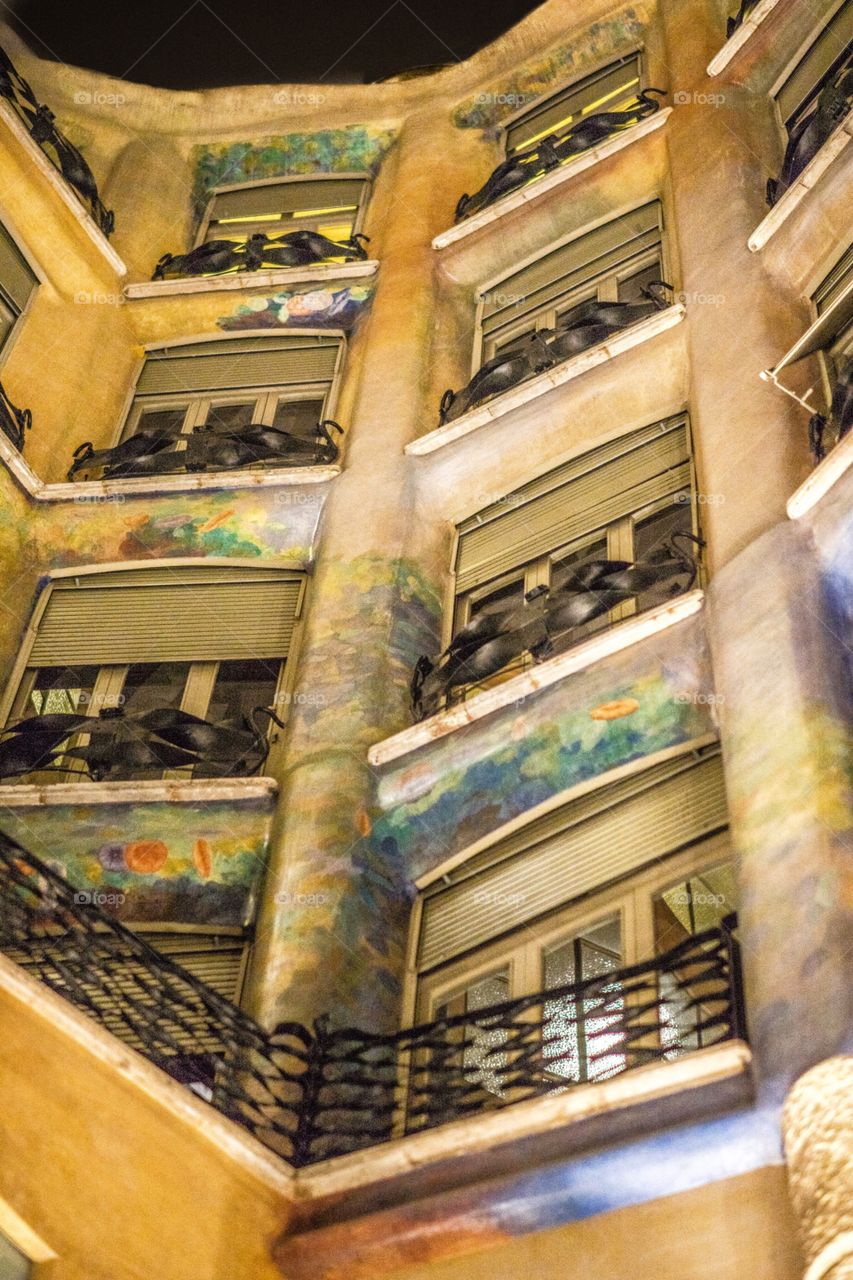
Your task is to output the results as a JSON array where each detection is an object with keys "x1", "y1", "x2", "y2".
[
  {"x1": 0, "y1": 832, "x2": 745, "y2": 1167},
  {"x1": 0, "y1": 46, "x2": 114, "y2": 236}
]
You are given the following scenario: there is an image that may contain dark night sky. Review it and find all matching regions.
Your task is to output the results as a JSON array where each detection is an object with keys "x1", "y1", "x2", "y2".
[{"x1": 10, "y1": 1, "x2": 545, "y2": 88}]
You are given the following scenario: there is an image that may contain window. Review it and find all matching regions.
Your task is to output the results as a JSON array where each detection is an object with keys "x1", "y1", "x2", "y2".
[
  {"x1": 197, "y1": 174, "x2": 370, "y2": 247},
  {"x1": 814, "y1": 243, "x2": 853, "y2": 372},
  {"x1": 503, "y1": 52, "x2": 642, "y2": 154},
  {"x1": 773, "y1": 0, "x2": 852, "y2": 140},
  {"x1": 0, "y1": 1233, "x2": 31, "y2": 1280},
  {"x1": 119, "y1": 333, "x2": 343, "y2": 460},
  {"x1": 412, "y1": 747, "x2": 733, "y2": 1088},
  {"x1": 477, "y1": 202, "x2": 664, "y2": 364},
  {"x1": 6, "y1": 566, "x2": 306, "y2": 782},
  {"x1": 0, "y1": 218, "x2": 37, "y2": 357},
  {"x1": 449, "y1": 416, "x2": 698, "y2": 696}
]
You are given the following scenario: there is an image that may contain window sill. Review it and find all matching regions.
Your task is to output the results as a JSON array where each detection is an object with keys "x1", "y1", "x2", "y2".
[
  {"x1": 431, "y1": 109, "x2": 672, "y2": 253},
  {"x1": 284, "y1": 1040, "x2": 754, "y2": 1248},
  {"x1": 748, "y1": 108, "x2": 853, "y2": 252},
  {"x1": 0, "y1": 431, "x2": 340, "y2": 500},
  {"x1": 0, "y1": 777, "x2": 278, "y2": 807},
  {"x1": 406, "y1": 304, "x2": 686, "y2": 457},
  {"x1": 706, "y1": 0, "x2": 787, "y2": 76},
  {"x1": 124, "y1": 259, "x2": 379, "y2": 300},
  {"x1": 367, "y1": 588, "x2": 705, "y2": 767},
  {"x1": 0, "y1": 99, "x2": 126, "y2": 278},
  {"x1": 787, "y1": 429, "x2": 853, "y2": 519}
]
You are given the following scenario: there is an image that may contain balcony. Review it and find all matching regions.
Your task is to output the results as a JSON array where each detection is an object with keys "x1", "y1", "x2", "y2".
[{"x1": 0, "y1": 832, "x2": 746, "y2": 1168}]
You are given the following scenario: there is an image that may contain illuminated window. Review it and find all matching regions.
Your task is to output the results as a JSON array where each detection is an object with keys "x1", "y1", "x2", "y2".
[
  {"x1": 197, "y1": 174, "x2": 370, "y2": 248},
  {"x1": 503, "y1": 52, "x2": 643, "y2": 154},
  {"x1": 0, "y1": 219, "x2": 37, "y2": 357}
]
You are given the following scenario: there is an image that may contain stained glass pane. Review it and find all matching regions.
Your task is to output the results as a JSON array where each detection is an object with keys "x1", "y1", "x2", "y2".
[{"x1": 543, "y1": 915, "x2": 623, "y2": 1083}]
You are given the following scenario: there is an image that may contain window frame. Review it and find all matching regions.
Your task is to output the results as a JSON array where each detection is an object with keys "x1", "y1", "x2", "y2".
[
  {"x1": 768, "y1": 0, "x2": 852, "y2": 141},
  {"x1": 472, "y1": 201, "x2": 669, "y2": 371},
  {"x1": 498, "y1": 47, "x2": 646, "y2": 157},
  {"x1": 811, "y1": 242, "x2": 853, "y2": 411},
  {"x1": 413, "y1": 830, "x2": 733, "y2": 1024},
  {"x1": 113, "y1": 328, "x2": 346, "y2": 458},
  {"x1": 195, "y1": 171, "x2": 372, "y2": 248},
  {"x1": 442, "y1": 419, "x2": 700, "y2": 668},
  {"x1": 0, "y1": 559, "x2": 309, "y2": 783},
  {"x1": 0, "y1": 213, "x2": 42, "y2": 369}
]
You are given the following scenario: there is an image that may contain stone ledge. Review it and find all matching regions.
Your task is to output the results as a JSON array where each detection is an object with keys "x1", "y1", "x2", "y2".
[
  {"x1": 787, "y1": 431, "x2": 853, "y2": 519},
  {"x1": 706, "y1": 0, "x2": 786, "y2": 76},
  {"x1": 0, "y1": 777, "x2": 278, "y2": 807},
  {"x1": 0, "y1": 432, "x2": 339, "y2": 500},
  {"x1": 367, "y1": 589, "x2": 705, "y2": 767},
  {"x1": 431, "y1": 109, "x2": 672, "y2": 252},
  {"x1": 406, "y1": 305, "x2": 685, "y2": 456},
  {"x1": 124, "y1": 259, "x2": 379, "y2": 300},
  {"x1": 748, "y1": 110, "x2": 853, "y2": 253},
  {"x1": 0, "y1": 99, "x2": 126, "y2": 277}
]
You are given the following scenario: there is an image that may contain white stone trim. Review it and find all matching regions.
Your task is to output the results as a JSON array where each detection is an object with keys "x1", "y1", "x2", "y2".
[
  {"x1": 406, "y1": 305, "x2": 685, "y2": 457},
  {"x1": 748, "y1": 109, "x2": 853, "y2": 253},
  {"x1": 0, "y1": 777, "x2": 278, "y2": 807},
  {"x1": 367, "y1": 589, "x2": 705, "y2": 767},
  {"x1": 0, "y1": 99, "x2": 126, "y2": 277},
  {"x1": 803, "y1": 1234, "x2": 853, "y2": 1280},
  {"x1": 432, "y1": 109, "x2": 672, "y2": 252},
  {"x1": 706, "y1": 0, "x2": 786, "y2": 76},
  {"x1": 124, "y1": 259, "x2": 379, "y2": 300},
  {"x1": 787, "y1": 430, "x2": 853, "y2": 518}
]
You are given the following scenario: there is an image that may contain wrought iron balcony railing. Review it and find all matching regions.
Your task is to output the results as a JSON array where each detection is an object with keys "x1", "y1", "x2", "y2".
[
  {"x1": 151, "y1": 231, "x2": 369, "y2": 281},
  {"x1": 766, "y1": 50, "x2": 853, "y2": 207},
  {"x1": 454, "y1": 88, "x2": 665, "y2": 222},
  {"x1": 66, "y1": 418, "x2": 344, "y2": 482},
  {"x1": 0, "y1": 380, "x2": 31, "y2": 452},
  {"x1": 0, "y1": 704, "x2": 284, "y2": 782},
  {"x1": 0, "y1": 832, "x2": 746, "y2": 1168},
  {"x1": 0, "y1": 46, "x2": 114, "y2": 236}
]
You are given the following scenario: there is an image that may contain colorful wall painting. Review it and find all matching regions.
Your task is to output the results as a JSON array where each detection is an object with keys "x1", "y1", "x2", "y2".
[
  {"x1": 190, "y1": 127, "x2": 397, "y2": 220},
  {"x1": 0, "y1": 792, "x2": 274, "y2": 925},
  {"x1": 452, "y1": 9, "x2": 645, "y2": 137},
  {"x1": 218, "y1": 284, "x2": 374, "y2": 333},
  {"x1": 371, "y1": 610, "x2": 717, "y2": 883}
]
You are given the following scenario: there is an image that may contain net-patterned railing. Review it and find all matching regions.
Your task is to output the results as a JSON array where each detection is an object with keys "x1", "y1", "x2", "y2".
[{"x1": 0, "y1": 831, "x2": 746, "y2": 1166}]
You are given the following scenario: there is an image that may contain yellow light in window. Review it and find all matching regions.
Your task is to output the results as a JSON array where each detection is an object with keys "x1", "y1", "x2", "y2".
[
  {"x1": 290, "y1": 203, "x2": 358, "y2": 217},
  {"x1": 317, "y1": 221, "x2": 355, "y2": 242},
  {"x1": 216, "y1": 213, "x2": 283, "y2": 224},
  {"x1": 580, "y1": 76, "x2": 640, "y2": 116}
]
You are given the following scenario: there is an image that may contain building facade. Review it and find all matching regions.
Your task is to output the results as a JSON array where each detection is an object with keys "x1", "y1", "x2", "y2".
[{"x1": 0, "y1": 0, "x2": 850, "y2": 1277}]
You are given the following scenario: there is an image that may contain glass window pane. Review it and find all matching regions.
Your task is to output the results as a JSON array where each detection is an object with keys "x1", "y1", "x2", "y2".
[
  {"x1": 436, "y1": 969, "x2": 510, "y2": 1098},
  {"x1": 543, "y1": 915, "x2": 623, "y2": 1083},
  {"x1": 203, "y1": 401, "x2": 257, "y2": 432},
  {"x1": 548, "y1": 538, "x2": 611, "y2": 645},
  {"x1": 617, "y1": 259, "x2": 663, "y2": 303},
  {"x1": 205, "y1": 658, "x2": 281, "y2": 727},
  {"x1": 272, "y1": 397, "x2": 325, "y2": 439},
  {"x1": 632, "y1": 499, "x2": 695, "y2": 612},
  {"x1": 654, "y1": 861, "x2": 738, "y2": 1055},
  {"x1": 134, "y1": 406, "x2": 188, "y2": 441},
  {"x1": 119, "y1": 663, "x2": 191, "y2": 716},
  {"x1": 468, "y1": 576, "x2": 526, "y2": 621},
  {"x1": 25, "y1": 665, "x2": 100, "y2": 717}
]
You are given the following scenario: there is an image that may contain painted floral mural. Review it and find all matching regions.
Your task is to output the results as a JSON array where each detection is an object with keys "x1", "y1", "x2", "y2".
[{"x1": 218, "y1": 284, "x2": 374, "y2": 333}]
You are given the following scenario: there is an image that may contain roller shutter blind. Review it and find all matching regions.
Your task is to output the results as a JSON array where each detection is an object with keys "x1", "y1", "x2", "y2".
[
  {"x1": 208, "y1": 176, "x2": 368, "y2": 222},
  {"x1": 0, "y1": 220, "x2": 37, "y2": 315},
  {"x1": 481, "y1": 203, "x2": 662, "y2": 342},
  {"x1": 505, "y1": 53, "x2": 641, "y2": 152},
  {"x1": 418, "y1": 748, "x2": 727, "y2": 971},
  {"x1": 142, "y1": 931, "x2": 248, "y2": 1001},
  {"x1": 455, "y1": 416, "x2": 690, "y2": 594},
  {"x1": 29, "y1": 568, "x2": 305, "y2": 666},
  {"x1": 776, "y1": 0, "x2": 853, "y2": 124},
  {"x1": 815, "y1": 244, "x2": 853, "y2": 313},
  {"x1": 136, "y1": 334, "x2": 341, "y2": 396}
]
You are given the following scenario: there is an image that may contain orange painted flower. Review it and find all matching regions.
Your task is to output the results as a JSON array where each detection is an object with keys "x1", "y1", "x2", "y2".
[
  {"x1": 192, "y1": 838, "x2": 213, "y2": 879},
  {"x1": 590, "y1": 698, "x2": 640, "y2": 721},
  {"x1": 124, "y1": 840, "x2": 168, "y2": 873},
  {"x1": 355, "y1": 808, "x2": 372, "y2": 837}
]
